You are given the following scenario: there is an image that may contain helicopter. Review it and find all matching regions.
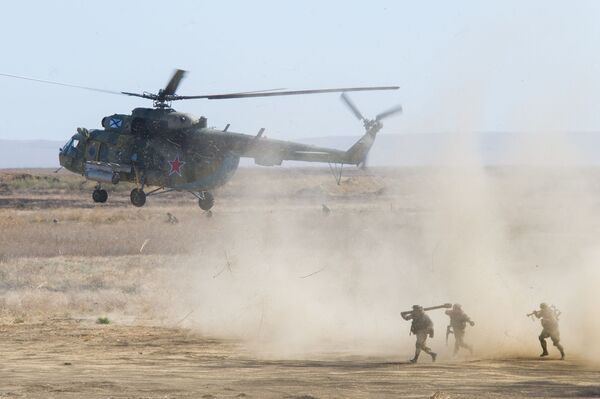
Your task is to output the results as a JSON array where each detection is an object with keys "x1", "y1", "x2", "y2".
[{"x1": 2, "y1": 70, "x2": 402, "y2": 210}]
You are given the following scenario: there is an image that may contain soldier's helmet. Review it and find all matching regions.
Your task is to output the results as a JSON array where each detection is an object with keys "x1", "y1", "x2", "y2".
[
  {"x1": 453, "y1": 303, "x2": 462, "y2": 310},
  {"x1": 412, "y1": 305, "x2": 423, "y2": 311},
  {"x1": 540, "y1": 302, "x2": 548, "y2": 309}
]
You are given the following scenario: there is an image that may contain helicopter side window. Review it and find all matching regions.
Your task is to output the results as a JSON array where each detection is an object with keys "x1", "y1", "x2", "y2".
[{"x1": 87, "y1": 143, "x2": 97, "y2": 160}]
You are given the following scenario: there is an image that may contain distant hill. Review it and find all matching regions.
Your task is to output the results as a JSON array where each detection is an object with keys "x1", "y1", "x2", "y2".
[
  {"x1": 0, "y1": 140, "x2": 63, "y2": 168},
  {"x1": 2, "y1": 132, "x2": 600, "y2": 168}
]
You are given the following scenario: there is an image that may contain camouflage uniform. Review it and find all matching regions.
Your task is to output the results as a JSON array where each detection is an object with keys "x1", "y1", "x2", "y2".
[
  {"x1": 445, "y1": 304, "x2": 474, "y2": 355},
  {"x1": 402, "y1": 305, "x2": 437, "y2": 363},
  {"x1": 533, "y1": 303, "x2": 565, "y2": 359}
]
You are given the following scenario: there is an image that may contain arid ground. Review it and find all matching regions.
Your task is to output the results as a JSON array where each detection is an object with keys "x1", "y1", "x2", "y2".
[{"x1": 1, "y1": 167, "x2": 599, "y2": 398}]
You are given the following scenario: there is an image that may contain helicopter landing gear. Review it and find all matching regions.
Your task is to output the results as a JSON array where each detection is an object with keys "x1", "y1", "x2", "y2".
[
  {"x1": 92, "y1": 186, "x2": 108, "y2": 203},
  {"x1": 198, "y1": 191, "x2": 214, "y2": 211},
  {"x1": 130, "y1": 188, "x2": 146, "y2": 207}
]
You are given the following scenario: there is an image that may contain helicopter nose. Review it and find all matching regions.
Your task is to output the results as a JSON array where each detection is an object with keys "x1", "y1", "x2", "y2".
[{"x1": 58, "y1": 151, "x2": 67, "y2": 168}]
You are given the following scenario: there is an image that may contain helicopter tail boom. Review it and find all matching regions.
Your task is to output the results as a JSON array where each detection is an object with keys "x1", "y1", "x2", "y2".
[{"x1": 232, "y1": 123, "x2": 381, "y2": 167}]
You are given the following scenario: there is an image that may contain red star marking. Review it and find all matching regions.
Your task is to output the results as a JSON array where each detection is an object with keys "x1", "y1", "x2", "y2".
[{"x1": 168, "y1": 155, "x2": 185, "y2": 176}]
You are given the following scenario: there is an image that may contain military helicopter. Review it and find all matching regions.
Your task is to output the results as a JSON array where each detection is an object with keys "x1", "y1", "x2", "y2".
[{"x1": 2, "y1": 70, "x2": 402, "y2": 210}]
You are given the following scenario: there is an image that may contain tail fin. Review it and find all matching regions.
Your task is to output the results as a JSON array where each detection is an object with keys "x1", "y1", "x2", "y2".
[{"x1": 345, "y1": 122, "x2": 382, "y2": 165}]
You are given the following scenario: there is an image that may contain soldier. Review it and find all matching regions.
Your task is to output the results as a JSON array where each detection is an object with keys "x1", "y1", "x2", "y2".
[
  {"x1": 530, "y1": 302, "x2": 565, "y2": 360},
  {"x1": 445, "y1": 303, "x2": 475, "y2": 355},
  {"x1": 402, "y1": 305, "x2": 437, "y2": 363}
]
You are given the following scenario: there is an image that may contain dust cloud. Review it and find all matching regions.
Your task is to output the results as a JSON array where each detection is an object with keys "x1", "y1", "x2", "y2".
[{"x1": 158, "y1": 84, "x2": 600, "y2": 362}]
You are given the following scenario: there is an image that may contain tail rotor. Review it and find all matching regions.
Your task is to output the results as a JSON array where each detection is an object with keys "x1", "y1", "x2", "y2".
[
  {"x1": 340, "y1": 93, "x2": 402, "y2": 167},
  {"x1": 341, "y1": 92, "x2": 366, "y2": 123},
  {"x1": 376, "y1": 105, "x2": 403, "y2": 122}
]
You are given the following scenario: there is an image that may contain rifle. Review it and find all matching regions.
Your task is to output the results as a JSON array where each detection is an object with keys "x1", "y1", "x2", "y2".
[
  {"x1": 527, "y1": 306, "x2": 561, "y2": 321},
  {"x1": 401, "y1": 303, "x2": 452, "y2": 318},
  {"x1": 446, "y1": 325, "x2": 454, "y2": 346}
]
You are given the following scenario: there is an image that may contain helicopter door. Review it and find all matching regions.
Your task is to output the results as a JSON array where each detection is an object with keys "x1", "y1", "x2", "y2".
[{"x1": 86, "y1": 141, "x2": 99, "y2": 161}]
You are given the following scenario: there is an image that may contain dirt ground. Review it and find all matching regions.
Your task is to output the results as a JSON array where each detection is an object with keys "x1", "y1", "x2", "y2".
[
  {"x1": 1, "y1": 167, "x2": 599, "y2": 398},
  {"x1": 1, "y1": 320, "x2": 599, "y2": 399}
]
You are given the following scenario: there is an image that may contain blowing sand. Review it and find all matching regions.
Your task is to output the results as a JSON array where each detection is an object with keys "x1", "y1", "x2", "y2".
[{"x1": 0, "y1": 166, "x2": 599, "y2": 398}]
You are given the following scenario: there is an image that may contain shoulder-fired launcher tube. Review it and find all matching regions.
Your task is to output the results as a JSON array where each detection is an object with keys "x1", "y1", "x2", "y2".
[{"x1": 401, "y1": 303, "x2": 452, "y2": 317}]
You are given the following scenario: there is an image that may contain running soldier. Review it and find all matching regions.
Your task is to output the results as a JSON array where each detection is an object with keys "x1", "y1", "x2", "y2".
[
  {"x1": 529, "y1": 303, "x2": 565, "y2": 360},
  {"x1": 402, "y1": 305, "x2": 437, "y2": 363},
  {"x1": 445, "y1": 303, "x2": 475, "y2": 355}
]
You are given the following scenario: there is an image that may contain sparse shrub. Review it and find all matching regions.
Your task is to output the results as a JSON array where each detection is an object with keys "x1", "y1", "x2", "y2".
[{"x1": 96, "y1": 317, "x2": 110, "y2": 324}]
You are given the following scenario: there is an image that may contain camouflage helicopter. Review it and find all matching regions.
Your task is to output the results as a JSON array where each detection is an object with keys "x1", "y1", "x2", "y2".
[{"x1": 3, "y1": 70, "x2": 401, "y2": 210}]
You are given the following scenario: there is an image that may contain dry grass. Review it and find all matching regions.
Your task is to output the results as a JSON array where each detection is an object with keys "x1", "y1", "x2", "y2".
[
  {"x1": 0, "y1": 170, "x2": 137, "y2": 193},
  {"x1": 0, "y1": 255, "x2": 171, "y2": 322}
]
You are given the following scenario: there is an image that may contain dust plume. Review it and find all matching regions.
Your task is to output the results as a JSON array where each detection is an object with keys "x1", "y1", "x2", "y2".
[{"x1": 157, "y1": 82, "x2": 600, "y2": 362}]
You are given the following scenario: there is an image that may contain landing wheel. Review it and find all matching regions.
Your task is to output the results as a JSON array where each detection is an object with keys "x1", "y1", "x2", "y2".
[
  {"x1": 130, "y1": 188, "x2": 146, "y2": 207},
  {"x1": 92, "y1": 189, "x2": 108, "y2": 203},
  {"x1": 198, "y1": 191, "x2": 214, "y2": 210}
]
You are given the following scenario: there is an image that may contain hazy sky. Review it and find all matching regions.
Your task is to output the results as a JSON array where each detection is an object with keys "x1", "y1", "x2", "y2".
[{"x1": 1, "y1": 0, "x2": 599, "y2": 142}]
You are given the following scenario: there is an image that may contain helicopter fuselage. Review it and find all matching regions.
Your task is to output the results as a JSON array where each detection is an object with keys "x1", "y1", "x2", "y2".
[
  {"x1": 57, "y1": 100, "x2": 387, "y2": 209},
  {"x1": 59, "y1": 109, "x2": 242, "y2": 191}
]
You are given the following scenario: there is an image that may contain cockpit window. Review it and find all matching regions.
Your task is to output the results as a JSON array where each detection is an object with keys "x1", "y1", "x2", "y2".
[
  {"x1": 63, "y1": 138, "x2": 73, "y2": 150},
  {"x1": 62, "y1": 138, "x2": 80, "y2": 157}
]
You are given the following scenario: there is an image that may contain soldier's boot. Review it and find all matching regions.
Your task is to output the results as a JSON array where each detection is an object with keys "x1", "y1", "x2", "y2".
[
  {"x1": 539, "y1": 338, "x2": 549, "y2": 357},
  {"x1": 410, "y1": 348, "x2": 421, "y2": 363},
  {"x1": 556, "y1": 343, "x2": 565, "y2": 360},
  {"x1": 422, "y1": 346, "x2": 437, "y2": 362}
]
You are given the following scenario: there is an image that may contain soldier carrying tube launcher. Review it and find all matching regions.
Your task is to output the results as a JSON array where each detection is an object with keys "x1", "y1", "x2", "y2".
[{"x1": 401, "y1": 303, "x2": 452, "y2": 363}]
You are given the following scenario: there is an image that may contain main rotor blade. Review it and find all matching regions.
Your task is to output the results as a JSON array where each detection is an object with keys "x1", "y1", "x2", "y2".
[
  {"x1": 340, "y1": 92, "x2": 365, "y2": 121},
  {"x1": 163, "y1": 69, "x2": 186, "y2": 96},
  {"x1": 121, "y1": 91, "x2": 158, "y2": 100},
  {"x1": 0, "y1": 71, "x2": 399, "y2": 107},
  {"x1": 176, "y1": 86, "x2": 399, "y2": 100},
  {"x1": 0, "y1": 72, "x2": 123, "y2": 95},
  {"x1": 375, "y1": 105, "x2": 403, "y2": 121},
  {"x1": 121, "y1": 87, "x2": 289, "y2": 100}
]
